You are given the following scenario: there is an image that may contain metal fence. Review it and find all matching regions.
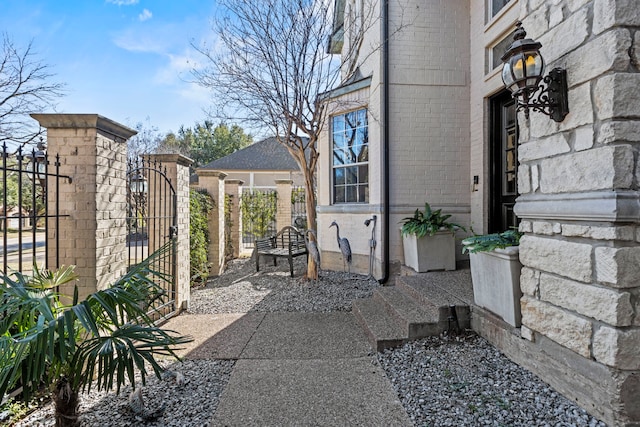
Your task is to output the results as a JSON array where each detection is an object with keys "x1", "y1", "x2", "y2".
[
  {"x1": 1, "y1": 141, "x2": 71, "y2": 277},
  {"x1": 240, "y1": 188, "x2": 277, "y2": 250},
  {"x1": 291, "y1": 186, "x2": 307, "y2": 230}
]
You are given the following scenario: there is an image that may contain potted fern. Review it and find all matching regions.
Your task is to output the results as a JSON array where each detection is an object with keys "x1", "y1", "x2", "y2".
[
  {"x1": 462, "y1": 229, "x2": 522, "y2": 327},
  {"x1": 400, "y1": 202, "x2": 465, "y2": 272}
]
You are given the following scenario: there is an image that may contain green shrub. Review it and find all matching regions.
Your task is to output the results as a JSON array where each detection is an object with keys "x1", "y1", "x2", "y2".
[
  {"x1": 240, "y1": 190, "x2": 277, "y2": 239},
  {"x1": 190, "y1": 188, "x2": 215, "y2": 284}
]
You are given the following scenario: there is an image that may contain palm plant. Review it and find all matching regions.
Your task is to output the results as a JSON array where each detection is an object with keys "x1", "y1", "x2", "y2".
[{"x1": 0, "y1": 242, "x2": 192, "y2": 427}]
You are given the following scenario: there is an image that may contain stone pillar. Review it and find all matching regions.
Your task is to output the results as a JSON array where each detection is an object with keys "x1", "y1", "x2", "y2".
[
  {"x1": 30, "y1": 114, "x2": 135, "y2": 301},
  {"x1": 196, "y1": 170, "x2": 227, "y2": 276},
  {"x1": 145, "y1": 154, "x2": 193, "y2": 310},
  {"x1": 275, "y1": 179, "x2": 293, "y2": 230},
  {"x1": 225, "y1": 180, "x2": 244, "y2": 258},
  {"x1": 510, "y1": 3, "x2": 640, "y2": 425}
]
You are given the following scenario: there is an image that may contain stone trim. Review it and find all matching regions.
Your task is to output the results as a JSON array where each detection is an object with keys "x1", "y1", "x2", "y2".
[
  {"x1": 514, "y1": 191, "x2": 640, "y2": 222},
  {"x1": 30, "y1": 113, "x2": 137, "y2": 140},
  {"x1": 146, "y1": 153, "x2": 194, "y2": 167}
]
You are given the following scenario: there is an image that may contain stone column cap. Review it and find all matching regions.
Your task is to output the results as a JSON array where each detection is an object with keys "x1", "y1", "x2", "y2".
[
  {"x1": 196, "y1": 169, "x2": 228, "y2": 179},
  {"x1": 144, "y1": 153, "x2": 194, "y2": 167},
  {"x1": 30, "y1": 113, "x2": 137, "y2": 140},
  {"x1": 225, "y1": 179, "x2": 245, "y2": 185},
  {"x1": 275, "y1": 179, "x2": 294, "y2": 185}
]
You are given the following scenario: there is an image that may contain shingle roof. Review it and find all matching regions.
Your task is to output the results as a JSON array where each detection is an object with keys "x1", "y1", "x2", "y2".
[{"x1": 200, "y1": 137, "x2": 302, "y2": 171}]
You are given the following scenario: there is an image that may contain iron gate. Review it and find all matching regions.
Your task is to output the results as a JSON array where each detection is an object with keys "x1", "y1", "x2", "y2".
[
  {"x1": 127, "y1": 157, "x2": 178, "y2": 320},
  {"x1": 1, "y1": 141, "x2": 71, "y2": 277}
]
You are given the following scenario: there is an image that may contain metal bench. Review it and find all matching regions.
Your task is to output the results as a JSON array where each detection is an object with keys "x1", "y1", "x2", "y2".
[{"x1": 255, "y1": 226, "x2": 308, "y2": 277}]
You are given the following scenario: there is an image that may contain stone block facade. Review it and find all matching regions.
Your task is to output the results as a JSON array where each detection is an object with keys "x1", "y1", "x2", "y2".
[{"x1": 511, "y1": 0, "x2": 640, "y2": 424}]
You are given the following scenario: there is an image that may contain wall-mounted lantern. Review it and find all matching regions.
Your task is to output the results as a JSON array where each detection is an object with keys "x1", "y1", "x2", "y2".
[
  {"x1": 501, "y1": 22, "x2": 569, "y2": 122},
  {"x1": 25, "y1": 138, "x2": 47, "y2": 189},
  {"x1": 129, "y1": 171, "x2": 148, "y2": 195}
]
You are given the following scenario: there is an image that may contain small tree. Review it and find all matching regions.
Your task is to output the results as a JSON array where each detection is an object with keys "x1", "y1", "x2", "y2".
[
  {"x1": 0, "y1": 34, "x2": 65, "y2": 147},
  {"x1": 193, "y1": 0, "x2": 383, "y2": 279},
  {"x1": 157, "y1": 121, "x2": 252, "y2": 168},
  {"x1": 0, "y1": 243, "x2": 192, "y2": 427},
  {"x1": 127, "y1": 118, "x2": 163, "y2": 160}
]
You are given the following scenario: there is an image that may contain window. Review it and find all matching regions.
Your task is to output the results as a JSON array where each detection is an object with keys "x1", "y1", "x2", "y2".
[
  {"x1": 332, "y1": 108, "x2": 368, "y2": 204},
  {"x1": 487, "y1": 30, "x2": 515, "y2": 74},
  {"x1": 489, "y1": 0, "x2": 511, "y2": 19}
]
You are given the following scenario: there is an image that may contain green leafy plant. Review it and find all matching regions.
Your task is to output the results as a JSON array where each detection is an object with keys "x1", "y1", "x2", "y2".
[
  {"x1": 0, "y1": 243, "x2": 192, "y2": 427},
  {"x1": 400, "y1": 202, "x2": 465, "y2": 238},
  {"x1": 224, "y1": 194, "x2": 234, "y2": 260},
  {"x1": 461, "y1": 229, "x2": 522, "y2": 254},
  {"x1": 240, "y1": 190, "x2": 277, "y2": 239},
  {"x1": 190, "y1": 188, "x2": 215, "y2": 284}
]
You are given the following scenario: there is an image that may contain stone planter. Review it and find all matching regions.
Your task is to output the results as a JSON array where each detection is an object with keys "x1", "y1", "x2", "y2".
[
  {"x1": 402, "y1": 230, "x2": 456, "y2": 272},
  {"x1": 469, "y1": 246, "x2": 522, "y2": 327}
]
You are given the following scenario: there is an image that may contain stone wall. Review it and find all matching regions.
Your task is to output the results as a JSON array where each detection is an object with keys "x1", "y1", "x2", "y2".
[
  {"x1": 31, "y1": 114, "x2": 134, "y2": 300},
  {"x1": 510, "y1": 1, "x2": 640, "y2": 424},
  {"x1": 196, "y1": 170, "x2": 227, "y2": 276}
]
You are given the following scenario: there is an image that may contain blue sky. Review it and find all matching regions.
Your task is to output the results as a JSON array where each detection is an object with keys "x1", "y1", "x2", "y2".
[{"x1": 1, "y1": 0, "x2": 219, "y2": 136}]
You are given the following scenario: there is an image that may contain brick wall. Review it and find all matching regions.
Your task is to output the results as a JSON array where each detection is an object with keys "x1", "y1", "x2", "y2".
[
  {"x1": 31, "y1": 114, "x2": 134, "y2": 300},
  {"x1": 318, "y1": 0, "x2": 471, "y2": 274}
]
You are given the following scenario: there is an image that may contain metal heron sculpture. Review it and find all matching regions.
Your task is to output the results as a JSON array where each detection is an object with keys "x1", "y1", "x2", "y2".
[
  {"x1": 329, "y1": 220, "x2": 352, "y2": 273},
  {"x1": 304, "y1": 229, "x2": 321, "y2": 270}
]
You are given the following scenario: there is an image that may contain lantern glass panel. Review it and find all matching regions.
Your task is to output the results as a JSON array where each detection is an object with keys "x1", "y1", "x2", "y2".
[
  {"x1": 502, "y1": 62, "x2": 514, "y2": 87},
  {"x1": 525, "y1": 53, "x2": 543, "y2": 78},
  {"x1": 511, "y1": 54, "x2": 525, "y2": 80}
]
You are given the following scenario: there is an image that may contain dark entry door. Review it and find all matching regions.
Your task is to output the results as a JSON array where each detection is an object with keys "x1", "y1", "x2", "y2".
[{"x1": 489, "y1": 91, "x2": 518, "y2": 233}]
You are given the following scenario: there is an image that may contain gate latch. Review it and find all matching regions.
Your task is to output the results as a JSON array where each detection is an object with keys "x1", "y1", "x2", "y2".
[{"x1": 169, "y1": 225, "x2": 178, "y2": 238}]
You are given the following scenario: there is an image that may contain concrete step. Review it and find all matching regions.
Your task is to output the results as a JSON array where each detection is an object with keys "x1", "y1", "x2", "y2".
[
  {"x1": 372, "y1": 287, "x2": 443, "y2": 339},
  {"x1": 396, "y1": 275, "x2": 471, "y2": 329},
  {"x1": 352, "y1": 298, "x2": 407, "y2": 352},
  {"x1": 353, "y1": 270, "x2": 474, "y2": 352},
  {"x1": 398, "y1": 269, "x2": 474, "y2": 305}
]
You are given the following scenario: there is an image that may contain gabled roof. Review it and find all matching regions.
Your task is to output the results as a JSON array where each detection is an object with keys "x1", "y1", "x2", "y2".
[{"x1": 200, "y1": 137, "x2": 301, "y2": 171}]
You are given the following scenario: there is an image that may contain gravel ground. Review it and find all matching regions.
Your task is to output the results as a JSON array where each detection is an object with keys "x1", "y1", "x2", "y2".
[
  {"x1": 188, "y1": 256, "x2": 380, "y2": 313},
  {"x1": 377, "y1": 334, "x2": 607, "y2": 427},
  {"x1": 13, "y1": 360, "x2": 235, "y2": 427},
  {"x1": 11, "y1": 256, "x2": 606, "y2": 426}
]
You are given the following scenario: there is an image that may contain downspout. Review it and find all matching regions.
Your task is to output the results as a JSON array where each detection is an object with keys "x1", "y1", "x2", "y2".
[{"x1": 379, "y1": 0, "x2": 390, "y2": 284}]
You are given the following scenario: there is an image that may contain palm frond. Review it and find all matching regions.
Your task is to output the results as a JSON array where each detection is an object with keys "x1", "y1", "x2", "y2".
[{"x1": 0, "y1": 242, "x2": 192, "y2": 400}]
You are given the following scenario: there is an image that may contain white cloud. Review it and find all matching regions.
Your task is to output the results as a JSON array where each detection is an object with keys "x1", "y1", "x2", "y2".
[
  {"x1": 112, "y1": 28, "x2": 169, "y2": 54},
  {"x1": 106, "y1": 0, "x2": 139, "y2": 5},
  {"x1": 138, "y1": 9, "x2": 152, "y2": 22}
]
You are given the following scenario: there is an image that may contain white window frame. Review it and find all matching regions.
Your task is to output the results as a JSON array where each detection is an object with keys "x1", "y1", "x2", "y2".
[{"x1": 331, "y1": 107, "x2": 369, "y2": 204}]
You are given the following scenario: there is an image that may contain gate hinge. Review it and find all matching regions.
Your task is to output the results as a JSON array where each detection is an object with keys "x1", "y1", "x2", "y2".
[{"x1": 169, "y1": 225, "x2": 178, "y2": 238}]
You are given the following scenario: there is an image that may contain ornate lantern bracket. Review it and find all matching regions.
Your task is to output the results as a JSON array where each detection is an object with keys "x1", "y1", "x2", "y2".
[{"x1": 501, "y1": 22, "x2": 569, "y2": 122}]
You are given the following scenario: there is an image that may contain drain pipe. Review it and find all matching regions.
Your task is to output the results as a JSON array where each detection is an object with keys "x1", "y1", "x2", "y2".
[{"x1": 379, "y1": 0, "x2": 390, "y2": 284}]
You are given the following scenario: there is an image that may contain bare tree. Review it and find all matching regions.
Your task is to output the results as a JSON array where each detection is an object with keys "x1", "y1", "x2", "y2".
[
  {"x1": 126, "y1": 117, "x2": 163, "y2": 160},
  {"x1": 193, "y1": 0, "x2": 386, "y2": 279},
  {"x1": 0, "y1": 34, "x2": 65, "y2": 148}
]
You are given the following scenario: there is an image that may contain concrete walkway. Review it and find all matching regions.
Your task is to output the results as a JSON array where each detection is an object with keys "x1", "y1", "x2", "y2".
[{"x1": 165, "y1": 311, "x2": 412, "y2": 426}]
